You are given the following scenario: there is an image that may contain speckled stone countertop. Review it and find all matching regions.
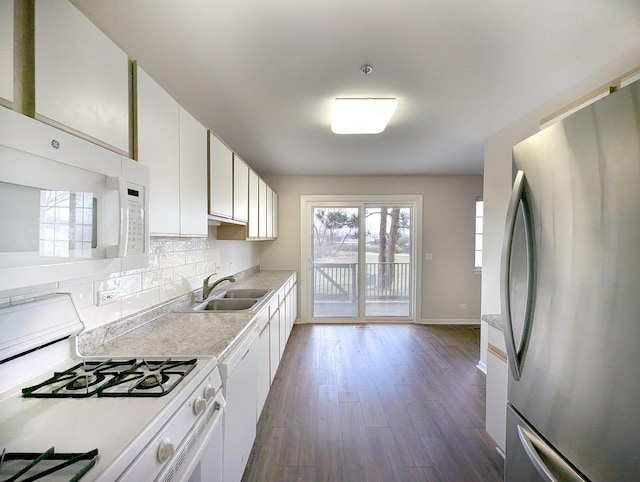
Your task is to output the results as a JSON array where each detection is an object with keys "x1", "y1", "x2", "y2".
[
  {"x1": 80, "y1": 270, "x2": 296, "y2": 362},
  {"x1": 481, "y1": 313, "x2": 502, "y2": 331}
]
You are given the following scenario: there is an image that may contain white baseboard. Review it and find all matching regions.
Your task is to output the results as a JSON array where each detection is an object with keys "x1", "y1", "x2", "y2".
[
  {"x1": 416, "y1": 318, "x2": 481, "y2": 325},
  {"x1": 476, "y1": 360, "x2": 487, "y2": 374}
]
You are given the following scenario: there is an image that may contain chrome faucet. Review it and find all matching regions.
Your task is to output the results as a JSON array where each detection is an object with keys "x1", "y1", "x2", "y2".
[{"x1": 202, "y1": 274, "x2": 236, "y2": 300}]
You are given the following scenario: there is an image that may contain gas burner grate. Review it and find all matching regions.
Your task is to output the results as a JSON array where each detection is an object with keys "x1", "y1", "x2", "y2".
[
  {"x1": 99, "y1": 358, "x2": 197, "y2": 397},
  {"x1": 21, "y1": 358, "x2": 197, "y2": 399},
  {"x1": 0, "y1": 447, "x2": 98, "y2": 482}
]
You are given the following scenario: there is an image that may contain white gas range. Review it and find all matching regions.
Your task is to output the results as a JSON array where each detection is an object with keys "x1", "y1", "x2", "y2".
[{"x1": 0, "y1": 294, "x2": 224, "y2": 481}]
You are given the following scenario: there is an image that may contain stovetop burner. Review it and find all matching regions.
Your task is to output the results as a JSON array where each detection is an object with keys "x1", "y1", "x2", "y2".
[
  {"x1": 0, "y1": 447, "x2": 98, "y2": 482},
  {"x1": 21, "y1": 358, "x2": 197, "y2": 398}
]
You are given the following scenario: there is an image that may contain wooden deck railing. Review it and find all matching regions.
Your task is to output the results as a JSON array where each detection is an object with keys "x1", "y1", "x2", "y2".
[{"x1": 313, "y1": 262, "x2": 410, "y2": 301}]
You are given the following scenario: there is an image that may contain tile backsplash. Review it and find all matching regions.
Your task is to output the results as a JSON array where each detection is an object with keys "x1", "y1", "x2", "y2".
[{"x1": 0, "y1": 228, "x2": 259, "y2": 331}]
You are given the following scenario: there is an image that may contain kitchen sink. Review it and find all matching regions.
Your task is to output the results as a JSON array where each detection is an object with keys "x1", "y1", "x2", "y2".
[
  {"x1": 219, "y1": 289, "x2": 271, "y2": 299},
  {"x1": 175, "y1": 288, "x2": 273, "y2": 313},
  {"x1": 193, "y1": 298, "x2": 257, "y2": 312}
]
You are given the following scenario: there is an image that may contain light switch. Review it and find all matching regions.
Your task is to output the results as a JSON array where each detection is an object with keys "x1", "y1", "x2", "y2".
[{"x1": 424, "y1": 252, "x2": 433, "y2": 261}]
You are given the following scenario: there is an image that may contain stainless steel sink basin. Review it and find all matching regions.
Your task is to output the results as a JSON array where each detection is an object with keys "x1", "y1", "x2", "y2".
[
  {"x1": 220, "y1": 289, "x2": 271, "y2": 299},
  {"x1": 175, "y1": 288, "x2": 273, "y2": 313},
  {"x1": 193, "y1": 298, "x2": 258, "y2": 312}
]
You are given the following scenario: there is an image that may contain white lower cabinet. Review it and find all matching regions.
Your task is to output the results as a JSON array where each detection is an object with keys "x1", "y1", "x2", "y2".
[
  {"x1": 256, "y1": 311, "x2": 270, "y2": 421},
  {"x1": 221, "y1": 274, "x2": 298, "y2": 481},
  {"x1": 278, "y1": 288, "x2": 287, "y2": 359},
  {"x1": 286, "y1": 279, "x2": 297, "y2": 341},
  {"x1": 268, "y1": 299, "x2": 280, "y2": 383},
  {"x1": 485, "y1": 325, "x2": 508, "y2": 451},
  {"x1": 221, "y1": 327, "x2": 258, "y2": 482}
]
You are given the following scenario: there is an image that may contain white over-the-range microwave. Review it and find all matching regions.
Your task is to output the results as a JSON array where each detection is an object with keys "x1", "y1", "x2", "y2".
[{"x1": 0, "y1": 107, "x2": 150, "y2": 292}]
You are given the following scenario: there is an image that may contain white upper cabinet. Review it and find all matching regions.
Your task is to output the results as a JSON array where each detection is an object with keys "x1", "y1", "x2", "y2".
[
  {"x1": 233, "y1": 155, "x2": 249, "y2": 223},
  {"x1": 266, "y1": 185, "x2": 273, "y2": 238},
  {"x1": 209, "y1": 133, "x2": 234, "y2": 219},
  {"x1": 34, "y1": 0, "x2": 129, "y2": 153},
  {"x1": 137, "y1": 66, "x2": 208, "y2": 237},
  {"x1": 258, "y1": 178, "x2": 267, "y2": 238},
  {"x1": 136, "y1": 66, "x2": 181, "y2": 235},
  {"x1": 179, "y1": 107, "x2": 208, "y2": 236},
  {"x1": 248, "y1": 170, "x2": 259, "y2": 238},
  {"x1": 0, "y1": 1, "x2": 12, "y2": 104},
  {"x1": 272, "y1": 192, "x2": 278, "y2": 239},
  {"x1": 218, "y1": 169, "x2": 278, "y2": 240}
]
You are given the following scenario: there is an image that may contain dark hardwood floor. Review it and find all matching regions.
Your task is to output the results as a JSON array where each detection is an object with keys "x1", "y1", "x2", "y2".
[{"x1": 243, "y1": 323, "x2": 504, "y2": 482}]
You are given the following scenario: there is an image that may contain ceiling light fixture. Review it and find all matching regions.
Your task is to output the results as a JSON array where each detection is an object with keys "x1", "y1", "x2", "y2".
[
  {"x1": 331, "y1": 98, "x2": 398, "y2": 134},
  {"x1": 331, "y1": 65, "x2": 397, "y2": 134}
]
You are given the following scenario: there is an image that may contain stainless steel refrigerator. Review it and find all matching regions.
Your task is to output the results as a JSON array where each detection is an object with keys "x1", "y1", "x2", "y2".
[{"x1": 501, "y1": 79, "x2": 640, "y2": 481}]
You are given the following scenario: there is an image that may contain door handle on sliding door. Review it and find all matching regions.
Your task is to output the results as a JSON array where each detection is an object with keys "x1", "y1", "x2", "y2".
[{"x1": 501, "y1": 170, "x2": 536, "y2": 380}]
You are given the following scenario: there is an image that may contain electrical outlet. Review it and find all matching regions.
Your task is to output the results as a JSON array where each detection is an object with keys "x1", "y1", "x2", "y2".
[
  {"x1": 459, "y1": 303, "x2": 467, "y2": 309},
  {"x1": 97, "y1": 289, "x2": 118, "y2": 306}
]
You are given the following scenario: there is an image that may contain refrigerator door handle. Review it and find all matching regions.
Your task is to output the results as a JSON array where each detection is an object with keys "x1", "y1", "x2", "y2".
[
  {"x1": 517, "y1": 424, "x2": 587, "y2": 482},
  {"x1": 501, "y1": 170, "x2": 536, "y2": 380}
]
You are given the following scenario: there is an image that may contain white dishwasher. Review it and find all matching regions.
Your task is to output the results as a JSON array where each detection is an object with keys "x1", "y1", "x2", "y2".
[{"x1": 220, "y1": 325, "x2": 259, "y2": 482}]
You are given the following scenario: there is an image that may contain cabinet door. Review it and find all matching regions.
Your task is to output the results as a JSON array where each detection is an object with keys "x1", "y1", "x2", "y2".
[
  {"x1": 223, "y1": 339, "x2": 258, "y2": 482},
  {"x1": 233, "y1": 155, "x2": 249, "y2": 223},
  {"x1": 209, "y1": 133, "x2": 233, "y2": 219},
  {"x1": 137, "y1": 66, "x2": 180, "y2": 236},
  {"x1": 278, "y1": 290, "x2": 287, "y2": 359},
  {"x1": 0, "y1": 1, "x2": 12, "y2": 104},
  {"x1": 486, "y1": 325, "x2": 508, "y2": 450},
  {"x1": 179, "y1": 107, "x2": 208, "y2": 236},
  {"x1": 272, "y1": 192, "x2": 278, "y2": 239},
  {"x1": 258, "y1": 178, "x2": 267, "y2": 238},
  {"x1": 269, "y1": 307, "x2": 280, "y2": 382},
  {"x1": 257, "y1": 322, "x2": 271, "y2": 421},
  {"x1": 248, "y1": 170, "x2": 259, "y2": 238},
  {"x1": 266, "y1": 186, "x2": 273, "y2": 238},
  {"x1": 35, "y1": 0, "x2": 129, "y2": 152}
]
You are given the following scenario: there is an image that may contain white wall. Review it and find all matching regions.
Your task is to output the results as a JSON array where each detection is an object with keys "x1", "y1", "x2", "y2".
[
  {"x1": 259, "y1": 174, "x2": 483, "y2": 322},
  {"x1": 480, "y1": 45, "x2": 640, "y2": 365},
  {"x1": 0, "y1": 228, "x2": 259, "y2": 331}
]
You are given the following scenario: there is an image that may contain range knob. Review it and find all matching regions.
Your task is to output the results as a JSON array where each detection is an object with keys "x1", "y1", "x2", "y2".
[
  {"x1": 157, "y1": 438, "x2": 175, "y2": 463},
  {"x1": 203, "y1": 384, "x2": 216, "y2": 401},
  {"x1": 193, "y1": 396, "x2": 207, "y2": 415}
]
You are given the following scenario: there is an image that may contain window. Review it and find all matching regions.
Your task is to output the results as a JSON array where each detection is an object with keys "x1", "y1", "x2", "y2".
[{"x1": 474, "y1": 198, "x2": 483, "y2": 272}]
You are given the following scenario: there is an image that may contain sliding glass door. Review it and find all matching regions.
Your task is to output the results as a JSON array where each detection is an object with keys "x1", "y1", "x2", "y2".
[
  {"x1": 312, "y1": 206, "x2": 359, "y2": 318},
  {"x1": 303, "y1": 196, "x2": 420, "y2": 321},
  {"x1": 364, "y1": 206, "x2": 412, "y2": 318}
]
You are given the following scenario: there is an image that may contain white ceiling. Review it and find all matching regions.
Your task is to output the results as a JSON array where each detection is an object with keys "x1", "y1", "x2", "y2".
[{"x1": 71, "y1": 0, "x2": 640, "y2": 177}]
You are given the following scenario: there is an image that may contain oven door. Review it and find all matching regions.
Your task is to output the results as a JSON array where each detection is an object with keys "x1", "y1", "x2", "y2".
[
  {"x1": 181, "y1": 391, "x2": 225, "y2": 482},
  {"x1": 119, "y1": 389, "x2": 225, "y2": 482}
]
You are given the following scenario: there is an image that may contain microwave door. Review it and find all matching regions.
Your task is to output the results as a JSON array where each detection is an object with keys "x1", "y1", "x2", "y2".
[
  {"x1": 0, "y1": 107, "x2": 149, "y2": 291},
  {"x1": 0, "y1": 160, "x2": 122, "y2": 265}
]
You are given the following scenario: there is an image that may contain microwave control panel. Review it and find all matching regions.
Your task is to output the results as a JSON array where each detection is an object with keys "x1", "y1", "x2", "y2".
[{"x1": 126, "y1": 184, "x2": 145, "y2": 256}]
